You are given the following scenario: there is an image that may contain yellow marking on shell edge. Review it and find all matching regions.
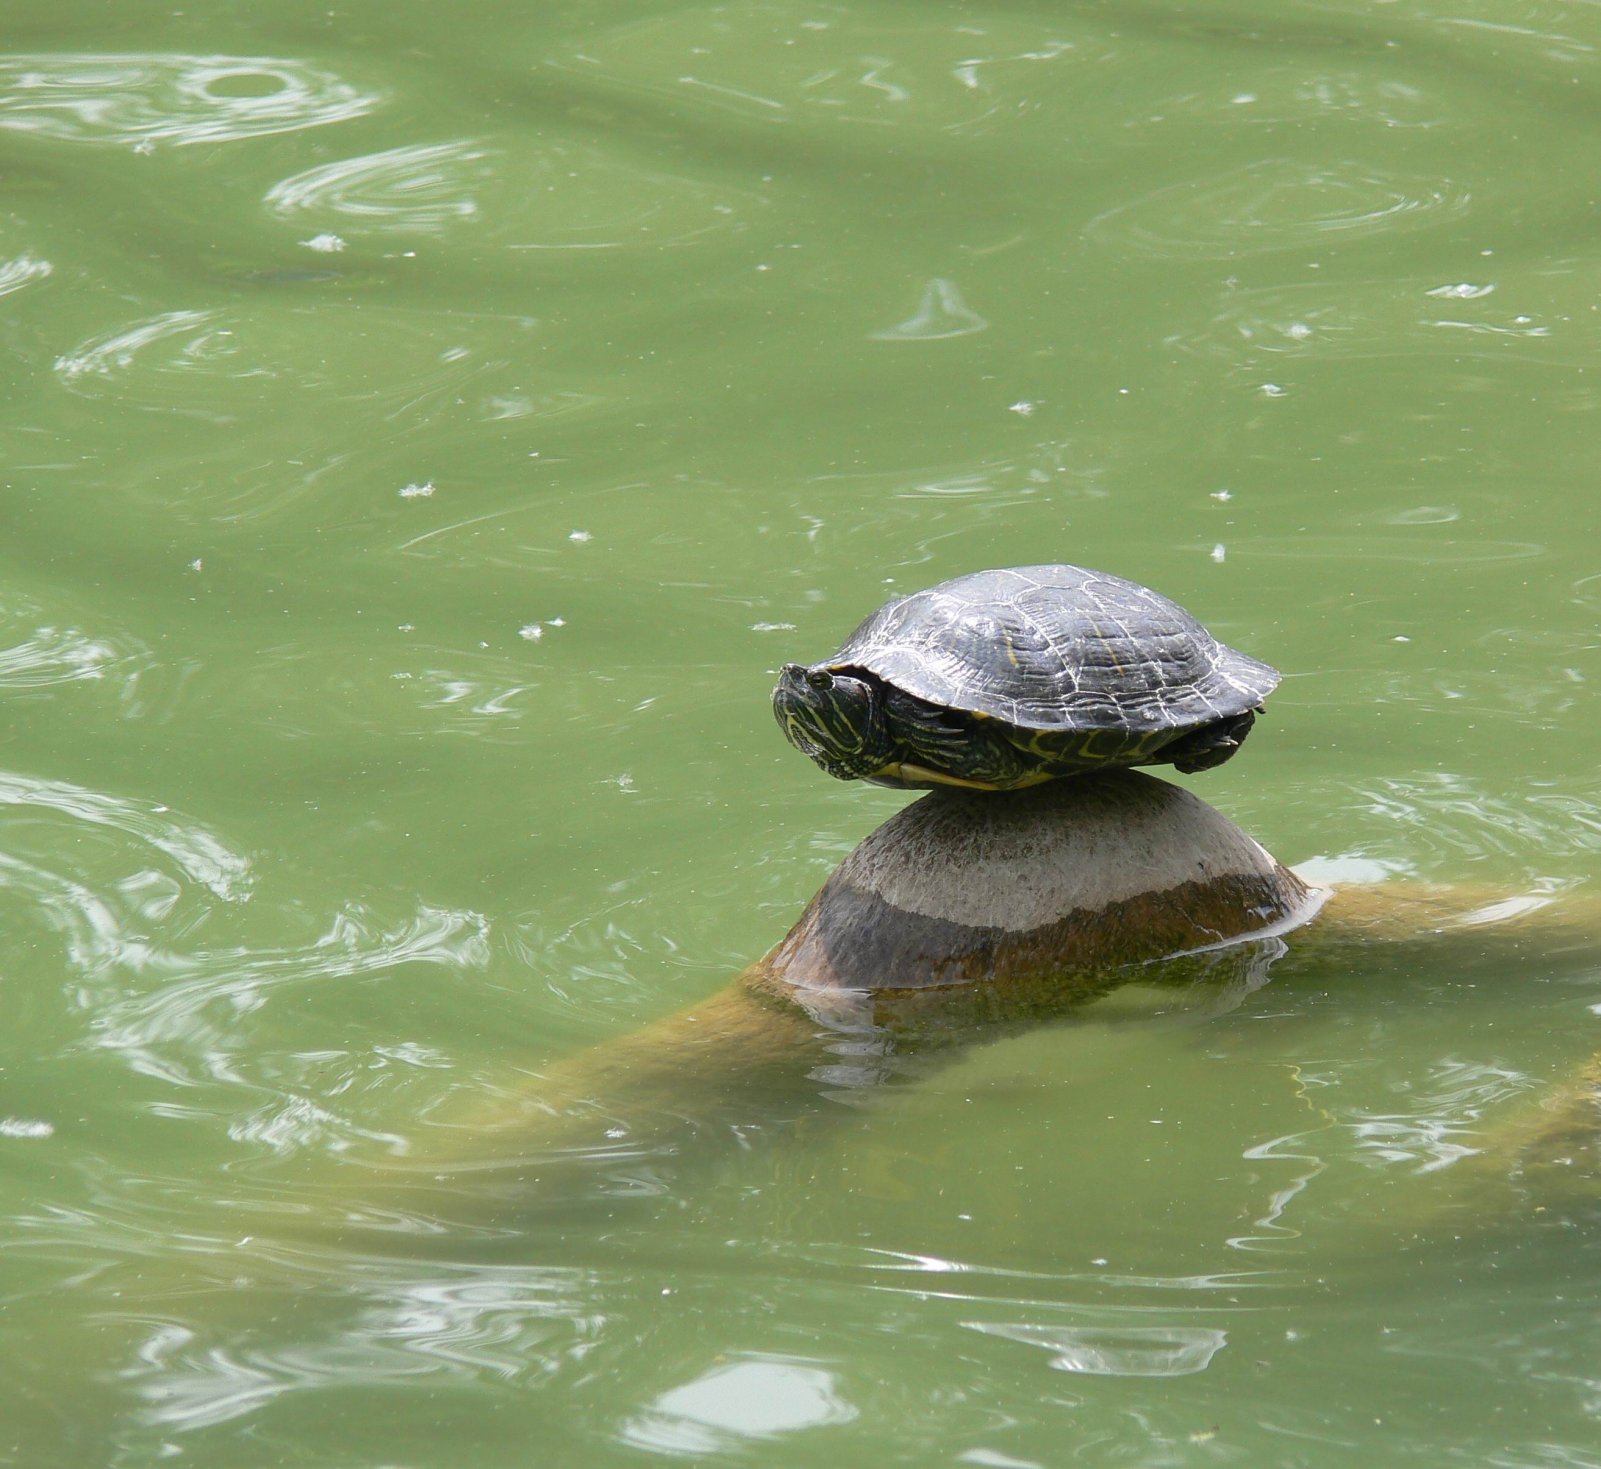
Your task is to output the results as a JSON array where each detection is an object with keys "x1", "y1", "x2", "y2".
[{"x1": 873, "y1": 762, "x2": 1056, "y2": 791}]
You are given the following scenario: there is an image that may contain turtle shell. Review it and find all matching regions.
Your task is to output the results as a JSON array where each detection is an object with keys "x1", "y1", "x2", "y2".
[{"x1": 827, "y1": 564, "x2": 1279, "y2": 736}]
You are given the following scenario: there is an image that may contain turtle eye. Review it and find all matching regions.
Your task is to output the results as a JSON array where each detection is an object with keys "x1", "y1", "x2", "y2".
[{"x1": 806, "y1": 669, "x2": 833, "y2": 691}]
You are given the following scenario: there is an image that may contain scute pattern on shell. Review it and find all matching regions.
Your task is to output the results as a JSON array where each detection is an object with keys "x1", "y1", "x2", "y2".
[{"x1": 830, "y1": 564, "x2": 1278, "y2": 735}]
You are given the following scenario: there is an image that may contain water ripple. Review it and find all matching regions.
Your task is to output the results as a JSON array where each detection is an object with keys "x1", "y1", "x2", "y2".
[
  {"x1": 0, "y1": 53, "x2": 379, "y2": 147},
  {"x1": 266, "y1": 141, "x2": 492, "y2": 234},
  {"x1": 1341, "y1": 773, "x2": 1601, "y2": 870},
  {"x1": 0, "y1": 619, "x2": 140, "y2": 691},
  {"x1": 963, "y1": 1320, "x2": 1227, "y2": 1377},
  {"x1": 1088, "y1": 159, "x2": 1469, "y2": 260},
  {"x1": 1155, "y1": 70, "x2": 1445, "y2": 130},
  {"x1": 91, "y1": 902, "x2": 491, "y2": 1090},
  {"x1": 548, "y1": 11, "x2": 1105, "y2": 136},
  {"x1": 0, "y1": 770, "x2": 249, "y2": 901},
  {"x1": 1165, "y1": 276, "x2": 1585, "y2": 376},
  {"x1": 51, "y1": 305, "x2": 547, "y2": 435},
  {"x1": 55, "y1": 309, "x2": 238, "y2": 401},
  {"x1": 0, "y1": 768, "x2": 489, "y2": 1098},
  {"x1": 0, "y1": 254, "x2": 52, "y2": 298},
  {"x1": 127, "y1": 1263, "x2": 594, "y2": 1429},
  {"x1": 1346, "y1": 1059, "x2": 1537, "y2": 1173}
]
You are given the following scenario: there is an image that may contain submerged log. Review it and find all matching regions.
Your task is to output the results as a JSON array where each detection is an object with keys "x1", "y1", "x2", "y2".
[{"x1": 424, "y1": 772, "x2": 1328, "y2": 1160}]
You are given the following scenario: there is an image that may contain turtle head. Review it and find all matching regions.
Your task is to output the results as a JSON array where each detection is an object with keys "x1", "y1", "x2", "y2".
[{"x1": 772, "y1": 663, "x2": 895, "y2": 781}]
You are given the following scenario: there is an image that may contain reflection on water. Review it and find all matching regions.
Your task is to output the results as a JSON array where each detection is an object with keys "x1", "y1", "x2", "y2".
[
  {"x1": 125, "y1": 1261, "x2": 596, "y2": 1431},
  {"x1": 1345, "y1": 1059, "x2": 1536, "y2": 1174},
  {"x1": 0, "y1": 769, "x2": 250, "y2": 899},
  {"x1": 623, "y1": 1359, "x2": 857, "y2": 1454},
  {"x1": 965, "y1": 1320, "x2": 1228, "y2": 1377},
  {"x1": 0, "y1": 766, "x2": 488, "y2": 1101},
  {"x1": 0, "y1": 611, "x2": 144, "y2": 692},
  {"x1": 0, "y1": 253, "x2": 52, "y2": 298},
  {"x1": 0, "y1": 53, "x2": 379, "y2": 146}
]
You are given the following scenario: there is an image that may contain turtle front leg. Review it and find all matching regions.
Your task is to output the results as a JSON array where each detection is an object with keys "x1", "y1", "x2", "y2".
[{"x1": 874, "y1": 689, "x2": 1047, "y2": 790}]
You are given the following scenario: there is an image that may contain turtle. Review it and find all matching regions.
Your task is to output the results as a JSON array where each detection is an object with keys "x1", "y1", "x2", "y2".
[{"x1": 771, "y1": 564, "x2": 1280, "y2": 791}]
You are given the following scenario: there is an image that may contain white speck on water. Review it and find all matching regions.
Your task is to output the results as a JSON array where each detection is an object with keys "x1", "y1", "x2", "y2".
[
  {"x1": 301, "y1": 233, "x2": 346, "y2": 253},
  {"x1": 1091, "y1": 1258, "x2": 1108, "y2": 1266},
  {"x1": 614, "y1": 773, "x2": 635, "y2": 792},
  {"x1": 518, "y1": 624, "x2": 544, "y2": 641},
  {"x1": 1394, "y1": 635, "x2": 1411, "y2": 642},
  {"x1": 398, "y1": 482, "x2": 435, "y2": 499},
  {"x1": 1286, "y1": 321, "x2": 1312, "y2": 340},
  {"x1": 0, "y1": 1118, "x2": 54, "y2": 1139},
  {"x1": 1211, "y1": 489, "x2": 1232, "y2": 502},
  {"x1": 1211, "y1": 543, "x2": 1226, "y2": 563},
  {"x1": 568, "y1": 529, "x2": 592, "y2": 542},
  {"x1": 1008, "y1": 400, "x2": 1036, "y2": 416},
  {"x1": 1231, "y1": 92, "x2": 1257, "y2": 104},
  {"x1": 1428, "y1": 282, "x2": 1493, "y2": 299},
  {"x1": 397, "y1": 623, "x2": 415, "y2": 632},
  {"x1": 1260, "y1": 382, "x2": 1288, "y2": 397},
  {"x1": 1117, "y1": 386, "x2": 1130, "y2": 395},
  {"x1": 188, "y1": 558, "x2": 203, "y2": 572},
  {"x1": 752, "y1": 622, "x2": 797, "y2": 632}
]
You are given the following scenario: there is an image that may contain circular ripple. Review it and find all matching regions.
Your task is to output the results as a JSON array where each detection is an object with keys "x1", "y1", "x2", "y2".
[
  {"x1": 266, "y1": 141, "x2": 491, "y2": 233},
  {"x1": 0, "y1": 53, "x2": 378, "y2": 146},
  {"x1": 1089, "y1": 159, "x2": 1468, "y2": 260}
]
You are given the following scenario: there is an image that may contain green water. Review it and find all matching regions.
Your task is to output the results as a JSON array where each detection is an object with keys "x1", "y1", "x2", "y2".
[{"x1": 5, "y1": 1, "x2": 1601, "y2": 1463}]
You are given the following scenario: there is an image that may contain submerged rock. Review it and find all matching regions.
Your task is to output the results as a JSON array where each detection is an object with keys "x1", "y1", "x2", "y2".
[{"x1": 745, "y1": 769, "x2": 1322, "y2": 1030}]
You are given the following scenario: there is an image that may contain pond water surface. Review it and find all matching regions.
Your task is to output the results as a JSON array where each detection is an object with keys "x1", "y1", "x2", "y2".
[{"x1": 4, "y1": 2, "x2": 1601, "y2": 1465}]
